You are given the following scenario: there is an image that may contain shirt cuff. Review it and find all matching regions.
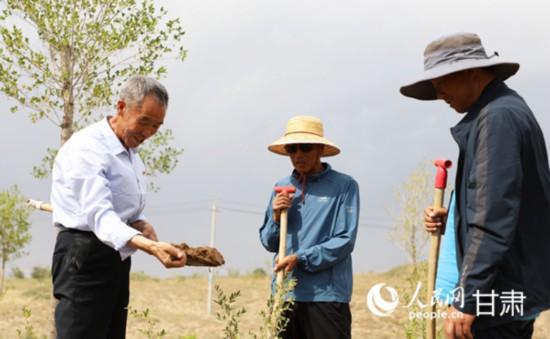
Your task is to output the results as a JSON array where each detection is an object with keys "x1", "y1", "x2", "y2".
[
  {"x1": 112, "y1": 223, "x2": 141, "y2": 250},
  {"x1": 268, "y1": 214, "x2": 280, "y2": 227},
  {"x1": 453, "y1": 298, "x2": 477, "y2": 315},
  {"x1": 94, "y1": 214, "x2": 141, "y2": 254},
  {"x1": 129, "y1": 213, "x2": 147, "y2": 224},
  {"x1": 118, "y1": 246, "x2": 138, "y2": 261},
  {"x1": 295, "y1": 249, "x2": 308, "y2": 268}
]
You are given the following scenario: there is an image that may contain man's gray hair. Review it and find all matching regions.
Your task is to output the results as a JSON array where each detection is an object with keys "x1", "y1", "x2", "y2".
[{"x1": 118, "y1": 75, "x2": 169, "y2": 108}]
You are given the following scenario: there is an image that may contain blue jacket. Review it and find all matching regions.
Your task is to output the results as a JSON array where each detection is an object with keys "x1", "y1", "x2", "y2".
[{"x1": 259, "y1": 163, "x2": 360, "y2": 302}]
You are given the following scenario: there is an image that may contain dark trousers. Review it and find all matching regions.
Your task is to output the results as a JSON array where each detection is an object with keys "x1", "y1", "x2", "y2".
[
  {"x1": 52, "y1": 229, "x2": 131, "y2": 339},
  {"x1": 474, "y1": 319, "x2": 535, "y2": 339},
  {"x1": 281, "y1": 302, "x2": 352, "y2": 339}
]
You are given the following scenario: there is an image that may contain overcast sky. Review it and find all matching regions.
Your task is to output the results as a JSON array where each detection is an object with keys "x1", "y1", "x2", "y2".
[{"x1": 1, "y1": 0, "x2": 549, "y2": 278}]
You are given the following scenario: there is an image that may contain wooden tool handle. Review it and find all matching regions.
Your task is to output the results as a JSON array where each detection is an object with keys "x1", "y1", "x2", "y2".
[
  {"x1": 276, "y1": 209, "x2": 288, "y2": 286},
  {"x1": 26, "y1": 199, "x2": 53, "y2": 212},
  {"x1": 427, "y1": 188, "x2": 445, "y2": 339}
]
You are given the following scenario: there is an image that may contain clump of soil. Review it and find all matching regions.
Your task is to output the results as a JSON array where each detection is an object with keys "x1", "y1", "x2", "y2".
[{"x1": 173, "y1": 243, "x2": 225, "y2": 267}]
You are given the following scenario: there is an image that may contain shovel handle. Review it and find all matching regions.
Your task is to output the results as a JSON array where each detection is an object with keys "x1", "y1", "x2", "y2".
[
  {"x1": 427, "y1": 188, "x2": 445, "y2": 339},
  {"x1": 276, "y1": 209, "x2": 288, "y2": 286},
  {"x1": 27, "y1": 199, "x2": 53, "y2": 213},
  {"x1": 274, "y1": 186, "x2": 295, "y2": 286},
  {"x1": 427, "y1": 159, "x2": 451, "y2": 339}
]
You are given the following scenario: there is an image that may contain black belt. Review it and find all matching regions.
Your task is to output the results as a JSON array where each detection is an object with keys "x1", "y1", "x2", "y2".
[{"x1": 56, "y1": 224, "x2": 93, "y2": 236}]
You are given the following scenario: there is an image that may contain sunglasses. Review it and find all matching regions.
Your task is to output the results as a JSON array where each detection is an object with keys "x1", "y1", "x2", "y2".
[{"x1": 284, "y1": 143, "x2": 316, "y2": 154}]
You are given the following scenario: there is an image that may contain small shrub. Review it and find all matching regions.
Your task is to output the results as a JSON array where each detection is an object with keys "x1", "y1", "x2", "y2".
[
  {"x1": 214, "y1": 277, "x2": 297, "y2": 339},
  {"x1": 30, "y1": 266, "x2": 50, "y2": 280},
  {"x1": 251, "y1": 278, "x2": 296, "y2": 339},
  {"x1": 214, "y1": 285, "x2": 246, "y2": 339},
  {"x1": 16, "y1": 307, "x2": 42, "y2": 339},
  {"x1": 128, "y1": 306, "x2": 166, "y2": 338},
  {"x1": 399, "y1": 263, "x2": 429, "y2": 339},
  {"x1": 249, "y1": 268, "x2": 267, "y2": 278},
  {"x1": 11, "y1": 267, "x2": 25, "y2": 279}
]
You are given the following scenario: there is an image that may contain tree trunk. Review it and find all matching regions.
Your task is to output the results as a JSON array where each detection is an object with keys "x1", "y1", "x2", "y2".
[
  {"x1": 50, "y1": 44, "x2": 75, "y2": 338},
  {"x1": 0, "y1": 256, "x2": 5, "y2": 295},
  {"x1": 60, "y1": 45, "x2": 75, "y2": 145}
]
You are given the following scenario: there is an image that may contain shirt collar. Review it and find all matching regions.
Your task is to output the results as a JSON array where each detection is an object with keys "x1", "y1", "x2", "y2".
[{"x1": 100, "y1": 117, "x2": 129, "y2": 156}]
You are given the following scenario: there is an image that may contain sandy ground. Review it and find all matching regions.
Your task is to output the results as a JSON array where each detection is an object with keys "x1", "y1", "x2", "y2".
[{"x1": 1, "y1": 272, "x2": 549, "y2": 338}]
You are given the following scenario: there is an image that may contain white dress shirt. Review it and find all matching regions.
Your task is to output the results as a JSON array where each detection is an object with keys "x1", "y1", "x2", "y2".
[{"x1": 51, "y1": 117, "x2": 147, "y2": 260}]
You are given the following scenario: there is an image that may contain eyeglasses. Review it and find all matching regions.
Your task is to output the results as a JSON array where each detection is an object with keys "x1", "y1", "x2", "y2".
[{"x1": 284, "y1": 143, "x2": 315, "y2": 154}]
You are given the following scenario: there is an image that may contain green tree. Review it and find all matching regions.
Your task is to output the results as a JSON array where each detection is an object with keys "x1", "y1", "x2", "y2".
[
  {"x1": 389, "y1": 162, "x2": 433, "y2": 338},
  {"x1": 390, "y1": 162, "x2": 432, "y2": 271},
  {"x1": 0, "y1": 0, "x2": 185, "y2": 187},
  {"x1": 0, "y1": 185, "x2": 31, "y2": 294}
]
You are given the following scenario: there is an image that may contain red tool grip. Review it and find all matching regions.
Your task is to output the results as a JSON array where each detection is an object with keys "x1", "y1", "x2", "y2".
[
  {"x1": 275, "y1": 186, "x2": 296, "y2": 194},
  {"x1": 434, "y1": 159, "x2": 452, "y2": 189}
]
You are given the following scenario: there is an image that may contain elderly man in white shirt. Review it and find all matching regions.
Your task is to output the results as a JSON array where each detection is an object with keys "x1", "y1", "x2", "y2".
[{"x1": 51, "y1": 75, "x2": 186, "y2": 339}]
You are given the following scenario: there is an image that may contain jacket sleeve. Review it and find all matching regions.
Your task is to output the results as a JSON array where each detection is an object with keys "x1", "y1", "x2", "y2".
[
  {"x1": 295, "y1": 179, "x2": 360, "y2": 272},
  {"x1": 453, "y1": 108, "x2": 523, "y2": 314},
  {"x1": 259, "y1": 191, "x2": 280, "y2": 252}
]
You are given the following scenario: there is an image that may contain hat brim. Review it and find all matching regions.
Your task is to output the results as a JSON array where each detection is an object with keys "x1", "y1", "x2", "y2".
[
  {"x1": 268, "y1": 134, "x2": 340, "y2": 157},
  {"x1": 400, "y1": 59, "x2": 520, "y2": 100}
]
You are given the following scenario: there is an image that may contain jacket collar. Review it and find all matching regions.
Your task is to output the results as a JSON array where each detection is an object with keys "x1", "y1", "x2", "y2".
[
  {"x1": 450, "y1": 80, "x2": 508, "y2": 148},
  {"x1": 291, "y1": 163, "x2": 332, "y2": 181},
  {"x1": 467, "y1": 79, "x2": 508, "y2": 115}
]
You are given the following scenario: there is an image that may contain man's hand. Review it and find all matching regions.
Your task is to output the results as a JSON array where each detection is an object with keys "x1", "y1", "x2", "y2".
[
  {"x1": 444, "y1": 306, "x2": 475, "y2": 339},
  {"x1": 272, "y1": 192, "x2": 294, "y2": 223},
  {"x1": 127, "y1": 235, "x2": 186, "y2": 268},
  {"x1": 149, "y1": 241, "x2": 187, "y2": 268},
  {"x1": 424, "y1": 206, "x2": 448, "y2": 233},
  {"x1": 274, "y1": 254, "x2": 298, "y2": 274},
  {"x1": 130, "y1": 220, "x2": 158, "y2": 241}
]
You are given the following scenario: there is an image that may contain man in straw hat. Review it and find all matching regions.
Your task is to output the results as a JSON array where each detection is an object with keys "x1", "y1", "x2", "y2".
[
  {"x1": 401, "y1": 32, "x2": 550, "y2": 338},
  {"x1": 260, "y1": 116, "x2": 359, "y2": 339}
]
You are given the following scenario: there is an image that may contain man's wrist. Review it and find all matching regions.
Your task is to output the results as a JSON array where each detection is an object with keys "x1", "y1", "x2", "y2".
[
  {"x1": 272, "y1": 211, "x2": 280, "y2": 224},
  {"x1": 129, "y1": 219, "x2": 147, "y2": 232},
  {"x1": 128, "y1": 234, "x2": 155, "y2": 254},
  {"x1": 294, "y1": 250, "x2": 306, "y2": 264},
  {"x1": 453, "y1": 299, "x2": 476, "y2": 316}
]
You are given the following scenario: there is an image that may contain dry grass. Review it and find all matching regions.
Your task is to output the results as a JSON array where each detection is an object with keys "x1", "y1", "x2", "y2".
[{"x1": 1, "y1": 270, "x2": 549, "y2": 338}]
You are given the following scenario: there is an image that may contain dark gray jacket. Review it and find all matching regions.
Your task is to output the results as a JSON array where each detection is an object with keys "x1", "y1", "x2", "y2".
[{"x1": 451, "y1": 80, "x2": 550, "y2": 330}]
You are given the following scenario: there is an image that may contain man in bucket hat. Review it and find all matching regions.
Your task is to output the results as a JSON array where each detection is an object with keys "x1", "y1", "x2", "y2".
[
  {"x1": 259, "y1": 116, "x2": 359, "y2": 339},
  {"x1": 402, "y1": 33, "x2": 550, "y2": 338}
]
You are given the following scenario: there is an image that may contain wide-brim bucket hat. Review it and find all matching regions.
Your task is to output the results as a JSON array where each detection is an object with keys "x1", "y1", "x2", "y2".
[
  {"x1": 268, "y1": 115, "x2": 340, "y2": 157},
  {"x1": 400, "y1": 33, "x2": 520, "y2": 100}
]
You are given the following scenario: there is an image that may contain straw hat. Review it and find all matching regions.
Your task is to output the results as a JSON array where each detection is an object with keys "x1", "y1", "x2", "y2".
[
  {"x1": 268, "y1": 116, "x2": 340, "y2": 157},
  {"x1": 400, "y1": 33, "x2": 519, "y2": 100}
]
